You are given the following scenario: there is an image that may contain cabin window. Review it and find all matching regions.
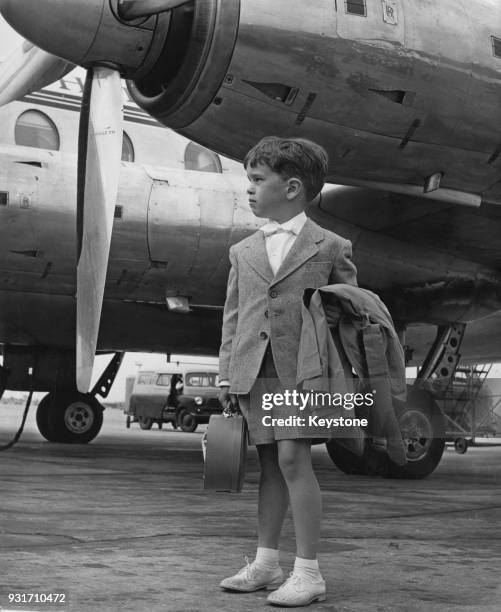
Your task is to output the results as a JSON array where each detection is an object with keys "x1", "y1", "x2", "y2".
[
  {"x1": 184, "y1": 142, "x2": 222, "y2": 173},
  {"x1": 156, "y1": 373, "x2": 172, "y2": 386},
  {"x1": 185, "y1": 372, "x2": 218, "y2": 387},
  {"x1": 15, "y1": 110, "x2": 60, "y2": 151},
  {"x1": 492, "y1": 36, "x2": 501, "y2": 58},
  {"x1": 345, "y1": 0, "x2": 366, "y2": 16},
  {"x1": 122, "y1": 131, "x2": 135, "y2": 162}
]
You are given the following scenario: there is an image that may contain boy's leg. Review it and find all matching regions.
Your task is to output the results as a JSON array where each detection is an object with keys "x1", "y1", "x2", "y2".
[
  {"x1": 257, "y1": 442, "x2": 289, "y2": 549},
  {"x1": 219, "y1": 445, "x2": 287, "y2": 592},
  {"x1": 267, "y1": 439, "x2": 326, "y2": 606},
  {"x1": 276, "y1": 439, "x2": 321, "y2": 559}
]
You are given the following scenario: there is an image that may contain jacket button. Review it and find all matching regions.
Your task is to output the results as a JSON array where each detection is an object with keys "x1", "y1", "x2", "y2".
[
  {"x1": 260, "y1": 331, "x2": 268, "y2": 340},
  {"x1": 269, "y1": 290, "x2": 278, "y2": 298},
  {"x1": 264, "y1": 310, "x2": 269, "y2": 318}
]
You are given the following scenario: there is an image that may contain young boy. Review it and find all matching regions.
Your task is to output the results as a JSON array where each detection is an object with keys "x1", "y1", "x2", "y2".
[{"x1": 218, "y1": 137, "x2": 357, "y2": 607}]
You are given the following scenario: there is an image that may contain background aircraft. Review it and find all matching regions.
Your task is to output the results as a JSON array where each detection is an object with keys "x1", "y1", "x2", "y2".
[{"x1": 1, "y1": 1, "x2": 501, "y2": 478}]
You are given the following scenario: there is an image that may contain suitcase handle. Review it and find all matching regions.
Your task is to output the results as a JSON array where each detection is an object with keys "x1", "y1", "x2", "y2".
[{"x1": 223, "y1": 398, "x2": 241, "y2": 418}]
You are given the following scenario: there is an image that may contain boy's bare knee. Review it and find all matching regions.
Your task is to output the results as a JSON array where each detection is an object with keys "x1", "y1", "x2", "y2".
[{"x1": 277, "y1": 442, "x2": 310, "y2": 480}]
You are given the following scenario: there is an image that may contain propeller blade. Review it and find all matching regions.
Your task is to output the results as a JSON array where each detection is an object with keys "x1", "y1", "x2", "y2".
[
  {"x1": 76, "y1": 67, "x2": 123, "y2": 393},
  {"x1": 118, "y1": 0, "x2": 191, "y2": 20},
  {"x1": 0, "y1": 40, "x2": 73, "y2": 106}
]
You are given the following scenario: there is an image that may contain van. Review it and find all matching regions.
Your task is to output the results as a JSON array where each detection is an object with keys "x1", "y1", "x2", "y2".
[{"x1": 124, "y1": 366, "x2": 221, "y2": 432}]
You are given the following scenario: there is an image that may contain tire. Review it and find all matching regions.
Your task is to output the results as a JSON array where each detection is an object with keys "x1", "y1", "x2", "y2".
[
  {"x1": 387, "y1": 386, "x2": 445, "y2": 479},
  {"x1": 326, "y1": 386, "x2": 445, "y2": 479},
  {"x1": 177, "y1": 409, "x2": 197, "y2": 433},
  {"x1": 454, "y1": 437, "x2": 469, "y2": 454},
  {"x1": 46, "y1": 392, "x2": 104, "y2": 444},
  {"x1": 126, "y1": 416, "x2": 131, "y2": 429},
  {"x1": 36, "y1": 394, "x2": 58, "y2": 442},
  {"x1": 138, "y1": 416, "x2": 153, "y2": 430}
]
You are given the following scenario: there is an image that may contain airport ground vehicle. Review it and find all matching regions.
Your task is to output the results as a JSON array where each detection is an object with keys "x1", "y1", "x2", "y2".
[{"x1": 124, "y1": 367, "x2": 221, "y2": 432}]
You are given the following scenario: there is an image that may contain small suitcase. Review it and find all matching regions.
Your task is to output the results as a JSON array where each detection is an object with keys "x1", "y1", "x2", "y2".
[{"x1": 203, "y1": 411, "x2": 248, "y2": 492}]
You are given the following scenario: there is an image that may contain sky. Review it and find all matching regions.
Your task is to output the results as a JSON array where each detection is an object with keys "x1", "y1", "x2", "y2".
[{"x1": 0, "y1": 15, "x2": 22, "y2": 60}]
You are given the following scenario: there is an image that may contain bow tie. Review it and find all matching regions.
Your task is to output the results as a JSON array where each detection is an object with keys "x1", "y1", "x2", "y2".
[{"x1": 262, "y1": 227, "x2": 298, "y2": 237}]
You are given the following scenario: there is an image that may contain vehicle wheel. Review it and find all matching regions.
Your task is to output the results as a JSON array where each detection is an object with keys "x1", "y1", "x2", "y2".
[
  {"x1": 125, "y1": 416, "x2": 131, "y2": 429},
  {"x1": 46, "y1": 392, "x2": 104, "y2": 444},
  {"x1": 138, "y1": 417, "x2": 153, "y2": 430},
  {"x1": 36, "y1": 394, "x2": 58, "y2": 442},
  {"x1": 454, "y1": 437, "x2": 469, "y2": 454},
  {"x1": 177, "y1": 409, "x2": 197, "y2": 433},
  {"x1": 387, "y1": 386, "x2": 445, "y2": 479}
]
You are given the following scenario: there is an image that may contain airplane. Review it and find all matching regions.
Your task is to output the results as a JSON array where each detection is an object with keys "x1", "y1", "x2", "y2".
[{"x1": 0, "y1": 0, "x2": 500, "y2": 479}]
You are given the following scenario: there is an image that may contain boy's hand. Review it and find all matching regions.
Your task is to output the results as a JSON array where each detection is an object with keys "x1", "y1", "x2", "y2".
[{"x1": 218, "y1": 385, "x2": 237, "y2": 409}]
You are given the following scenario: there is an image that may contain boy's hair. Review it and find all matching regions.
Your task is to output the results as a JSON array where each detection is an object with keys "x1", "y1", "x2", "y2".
[{"x1": 244, "y1": 136, "x2": 329, "y2": 201}]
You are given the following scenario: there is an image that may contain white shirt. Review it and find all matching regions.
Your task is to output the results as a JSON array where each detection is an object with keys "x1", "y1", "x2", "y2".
[{"x1": 260, "y1": 211, "x2": 307, "y2": 275}]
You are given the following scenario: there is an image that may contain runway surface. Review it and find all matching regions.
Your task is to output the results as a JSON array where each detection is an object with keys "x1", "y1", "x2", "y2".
[{"x1": 1, "y1": 400, "x2": 500, "y2": 612}]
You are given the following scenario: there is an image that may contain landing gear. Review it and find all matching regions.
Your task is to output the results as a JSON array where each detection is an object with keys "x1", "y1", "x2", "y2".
[
  {"x1": 36, "y1": 391, "x2": 104, "y2": 444},
  {"x1": 327, "y1": 386, "x2": 445, "y2": 479},
  {"x1": 387, "y1": 386, "x2": 445, "y2": 478}
]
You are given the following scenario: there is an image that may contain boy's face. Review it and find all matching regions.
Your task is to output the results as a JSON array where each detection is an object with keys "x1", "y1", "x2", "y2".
[{"x1": 246, "y1": 162, "x2": 291, "y2": 219}]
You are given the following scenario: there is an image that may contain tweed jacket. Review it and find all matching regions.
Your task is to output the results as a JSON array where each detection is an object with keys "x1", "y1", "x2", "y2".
[{"x1": 219, "y1": 218, "x2": 357, "y2": 394}]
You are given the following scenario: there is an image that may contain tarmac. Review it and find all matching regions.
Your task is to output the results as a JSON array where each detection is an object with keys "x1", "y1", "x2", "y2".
[{"x1": 0, "y1": 399, "x2": 500, "y2": 612}]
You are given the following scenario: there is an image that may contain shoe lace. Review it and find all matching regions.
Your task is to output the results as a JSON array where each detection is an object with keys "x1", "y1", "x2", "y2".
[
  {"x1": 243, "y1": 555, "x2": 259, "y2": 580},
  {"x1": 285, "y1": 571, "x2": 302, "y2": 587}
]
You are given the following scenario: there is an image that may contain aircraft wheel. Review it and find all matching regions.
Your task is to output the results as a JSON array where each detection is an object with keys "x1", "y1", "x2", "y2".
[
  {"x1": 36, "y1": 394, "x2": 58, "y2": 442},
  {"x1": 138, "y1": 417, "x2": 153, "y2": 430},
  {"x1": 387, "y1": 387, "x2": 445, "y2": 479},
  {"x1": 454, "y1": 437, "x2": 469, "y2": 454},
  {"x1": 177, "y1": 409, "x2": 197, "y2": 433},
  {"x1": 46, "y1": 392, "x2": 103, "y2": 444}
]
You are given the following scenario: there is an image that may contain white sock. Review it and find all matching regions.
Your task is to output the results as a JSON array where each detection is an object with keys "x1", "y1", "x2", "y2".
[
  {"x1": 293, "y1": 557, "x2": 323, "y2": 582},
  {"x1": 255, "y1": 546, "x2": 280, "y2": 570}
]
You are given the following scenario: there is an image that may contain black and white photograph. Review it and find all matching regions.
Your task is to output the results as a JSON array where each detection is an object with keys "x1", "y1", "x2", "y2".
[{"x1": 1, "y1": 1, "x2": 500, "y2": 610}]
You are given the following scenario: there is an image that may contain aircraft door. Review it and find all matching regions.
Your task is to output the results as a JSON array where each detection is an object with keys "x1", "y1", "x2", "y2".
[
  {"x1": 145, "y1": 169, "x2": 244, "y2": 306},
  {"x1": 147, "y1": 176, "x2": 201, "y2": 302},
  {"x1": 0, "y1": 161, "x2": 45, "y2": 290}
]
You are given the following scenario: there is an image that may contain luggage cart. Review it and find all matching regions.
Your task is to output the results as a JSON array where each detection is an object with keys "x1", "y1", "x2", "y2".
[{"x1": 435, "y1": 363, "x2": 495, "y2": 453}]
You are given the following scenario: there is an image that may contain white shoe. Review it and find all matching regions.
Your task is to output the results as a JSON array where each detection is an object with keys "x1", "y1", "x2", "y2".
[
  {"x1": 220, "y1": 557, "x2": 283, "y2": 592},
  {"x1": 267, "y1": 572, "x2": 326, "y2": 607}
]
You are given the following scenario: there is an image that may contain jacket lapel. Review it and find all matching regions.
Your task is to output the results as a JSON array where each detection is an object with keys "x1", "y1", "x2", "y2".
[
  {"x1": 241, "y1": 231, "x2": 274, "y2": 283},
  {"x1": 271, "y1": 219, "x2": 324, "y2": 286}
]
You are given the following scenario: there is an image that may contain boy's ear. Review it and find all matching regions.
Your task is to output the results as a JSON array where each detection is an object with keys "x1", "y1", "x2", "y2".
[{"x1": 286, "y1": 177, "x2": 303, "y2": 200}]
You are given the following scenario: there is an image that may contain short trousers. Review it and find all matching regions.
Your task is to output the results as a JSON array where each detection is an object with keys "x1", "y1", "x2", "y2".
[{"x1": 237, "y1": 346, "x2": 336, "y2": 445}]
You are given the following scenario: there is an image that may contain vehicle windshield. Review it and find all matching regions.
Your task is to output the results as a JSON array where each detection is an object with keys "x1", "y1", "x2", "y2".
[{"x1": 185, "y1": 372, "x2": 218, "y2": 388}]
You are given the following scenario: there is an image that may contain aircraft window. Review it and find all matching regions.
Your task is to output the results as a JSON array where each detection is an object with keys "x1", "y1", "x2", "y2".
[
  {"x1": 122, "y1": 131, "x2": 135, "y2": 162},
  {"x1": 15, "y1": 110, "x2": 60, "y2": 151},
  {"x1": 156, "y1": 373, "x2": 173, "y2": 386},
  {"x1": 185, "y1": 372, "x2": 218, "y2": 387},
  {"x1": 492, "y1": 36, "x2": 501, "y2": 58},
  {"x1": 184, "y1": 142, "x2": 222, "y2": 173},
  {"x1": 345, "y1": 0, "x2": 366, "y2": 16}
]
